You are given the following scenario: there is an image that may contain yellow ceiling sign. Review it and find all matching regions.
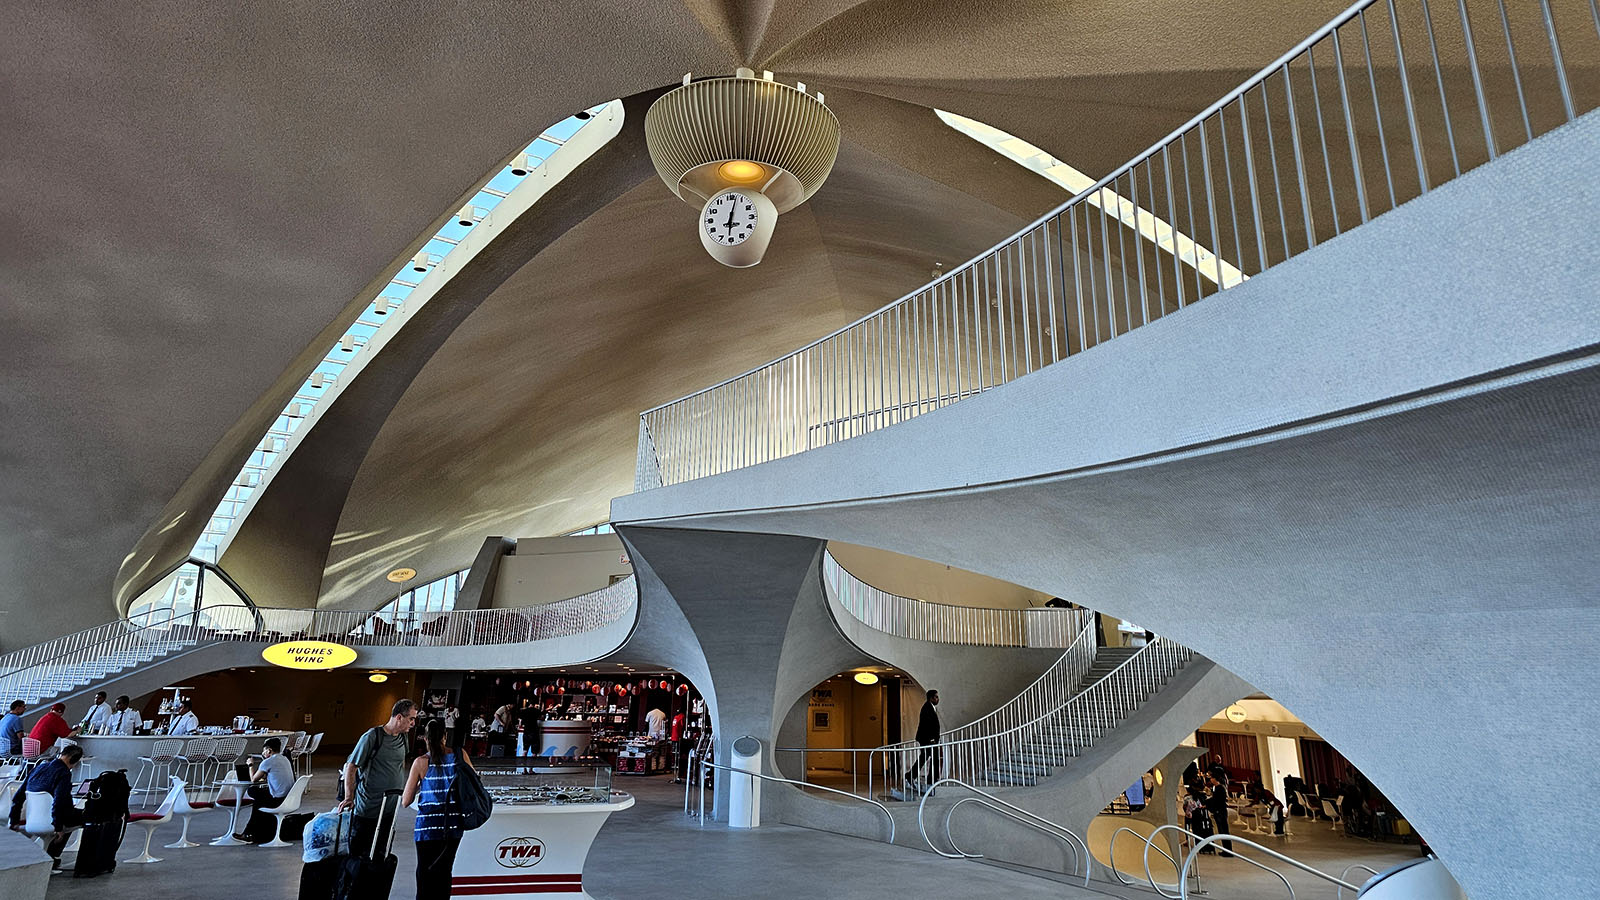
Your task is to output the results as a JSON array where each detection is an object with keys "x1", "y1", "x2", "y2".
[{"x1": 262, "y1": 641, "x2": 357, "y2": 670}]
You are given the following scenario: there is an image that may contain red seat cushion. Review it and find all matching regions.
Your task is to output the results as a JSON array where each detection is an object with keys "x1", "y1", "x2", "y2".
[
  {"x1": 215, "y1": 798, "x2": 251, "y2": 807},
  {"x1": 188, "y1": 801, "x2": 215, "y2": 809},
  {"x1": 127, "y1": 813, "x2": 164, "y2": 822}
]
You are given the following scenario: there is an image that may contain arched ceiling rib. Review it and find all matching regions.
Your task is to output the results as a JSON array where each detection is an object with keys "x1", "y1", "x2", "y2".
[{"x1": 3, "y1": 0, "x2": 1360, "y2": 648}]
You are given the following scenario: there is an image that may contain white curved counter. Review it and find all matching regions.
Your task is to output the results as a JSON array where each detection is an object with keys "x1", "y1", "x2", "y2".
[{"x1": 450, "y1": 793, "x2": 634, "y2": 898}]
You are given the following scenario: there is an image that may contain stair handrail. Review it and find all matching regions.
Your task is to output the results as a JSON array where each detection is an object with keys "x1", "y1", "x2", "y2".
[
  {"x1": 1110, "y1": 823, "x2": 1300, "y2": 899},
  {"x1": 0, "y1": 601, "x2": 257, "y2": 681},
  {"x1": 866, "y1": 636, "x2": 1191, "y2": 796},
  {"x1": 822, "y1": 550, "x2": 1090, "y2": 648},
  {"x1": 1108, "y1": 825, "x2": 1200, "y2": 893},
  {"x1": 870, "y1": 613, "x2": 1097, "y2": 762},
  {"x1": 916, "y1": 777, "x2": 1090, "y2": 887},
  {"x1": 1339, "y1": 864, "x2": 1381, "y2": 899},
  {"x1": 1166, "y1": 824, "x2": 1360, "y2": 900},
  {"x1": 698, "y1": 759, "x2": 895, "y2": 843}
]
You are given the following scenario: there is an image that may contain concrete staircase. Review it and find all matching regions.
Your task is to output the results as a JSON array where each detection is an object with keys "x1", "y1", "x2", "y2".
[
  {"x1": 0, "y1": 634, "x2": 206, "y2": 708},
  {"x1": 982, "y1": 646, "x2": 1146, "y2": 787}
]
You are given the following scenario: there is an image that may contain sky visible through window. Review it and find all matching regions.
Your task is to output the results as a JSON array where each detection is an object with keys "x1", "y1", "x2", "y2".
[
  {"x1": 189, "y1": 107, "x2": 609, "y2": 569},
  {"x1": 129, "y1": 106, "x2": 614, "y2": 625}
]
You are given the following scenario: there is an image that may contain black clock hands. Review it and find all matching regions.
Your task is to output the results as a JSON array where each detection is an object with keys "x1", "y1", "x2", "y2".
[{"x1": 725, "y1": 199, "x2": 738, "y2": 234}]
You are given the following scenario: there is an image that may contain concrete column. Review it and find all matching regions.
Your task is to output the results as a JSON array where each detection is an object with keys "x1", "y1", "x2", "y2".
[{"x1": 616, "y1": 526, "x2": 873, "y2": 821}]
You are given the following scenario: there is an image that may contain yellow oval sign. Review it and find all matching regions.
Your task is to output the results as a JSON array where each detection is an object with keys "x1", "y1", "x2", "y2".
[{"x1": 261, "y1": 641, "x2": 358, "y2": 670}]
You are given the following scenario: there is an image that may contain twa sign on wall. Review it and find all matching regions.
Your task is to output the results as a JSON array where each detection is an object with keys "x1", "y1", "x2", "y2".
[{"x1": 494, "y1": 836, "x2": 545, "y2": 868}]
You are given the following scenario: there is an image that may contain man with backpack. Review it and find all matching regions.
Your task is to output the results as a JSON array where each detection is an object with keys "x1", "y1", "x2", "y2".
[
  {"x1": 339, "y1": 699, "x2": 417, "y2": 856},
  {"x1": 8, "y1": 744, "x2": 86, "y2": 871}
]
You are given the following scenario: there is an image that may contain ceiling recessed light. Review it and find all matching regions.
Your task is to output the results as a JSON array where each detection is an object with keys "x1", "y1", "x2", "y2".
[{"x1": 386, "y1": 567, "x2": 417, "y2": 583}]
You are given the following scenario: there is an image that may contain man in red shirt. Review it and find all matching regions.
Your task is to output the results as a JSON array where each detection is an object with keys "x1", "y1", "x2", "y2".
[{"x1": 27, "y1": 702, "x2": 78, "y2": 753}]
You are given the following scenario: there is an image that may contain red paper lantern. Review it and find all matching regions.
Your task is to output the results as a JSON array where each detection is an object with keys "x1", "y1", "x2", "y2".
[{"x1": 678, "y1": 684, "x2": 689, "y2": 696}]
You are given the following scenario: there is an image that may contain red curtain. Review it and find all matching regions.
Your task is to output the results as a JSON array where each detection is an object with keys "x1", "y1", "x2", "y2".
[
  {"x1": 1299, "y1": 738, "x2": 1353, "y2": 792},
  {"x1": 1195, "y1": 730, "x2": 1260, "y2": 786}
]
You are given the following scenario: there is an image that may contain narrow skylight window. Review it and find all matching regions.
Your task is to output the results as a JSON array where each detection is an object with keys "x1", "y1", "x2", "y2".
[
  {"x1": 183, "y1": 102, "x2": 624, "y2": 574},
  {"x1": 936, "y1": 110, "x2": 1245, "y2": 288}
]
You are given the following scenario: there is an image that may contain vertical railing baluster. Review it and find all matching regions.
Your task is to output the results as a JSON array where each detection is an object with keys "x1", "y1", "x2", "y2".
[
  {"x1": 1306, "y1": 44, "x2": 1343, "y2": 237},
  {"x1": 1455, "y1": 0, "x2": 1497, "y2": 160},
  {"x1": 1359, "y1": 8, "x2": 1399, "y2": 212},
  {"x1": 1540, "y1": 0, "x2": 1577, "y2": 123},
  {"x1": 1420, "y1": 0, "x2": 1463, "y2": 178},
  {"x1": 1129, "y1": 166, "x2": 1151, "y2": 323},
  {"x1": 1496, "y1": 0, "x2": 1534, "y2": 143},
  {"x1": 1331, "y1": 25, "x2": 1372, "y2": 224},
  {"x1": 1217, "y1": 103, "x2": 1247, "y2": 277}
]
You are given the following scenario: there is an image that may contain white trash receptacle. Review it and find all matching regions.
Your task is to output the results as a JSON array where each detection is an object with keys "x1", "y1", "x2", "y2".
[{"x1": 727, "y1": 735, "x2": 762, "y2": 828}]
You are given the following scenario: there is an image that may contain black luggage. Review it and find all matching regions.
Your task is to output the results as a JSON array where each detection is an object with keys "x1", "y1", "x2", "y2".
[
  {"x1": 74, "y1": 769, "x2": 131, "y2": 878},
  {"x1": 336, "y1": 791, "x2": 401, "y2": 900},
  {"x1": 302, "y1": 790, "x2": 400, "y2": 900},
  {"x1": 73, "y1": 820, "x2": 125, "y2": 878},
  {"x1": 281, "y1": 811, "x2": 316, "y2": 841}
]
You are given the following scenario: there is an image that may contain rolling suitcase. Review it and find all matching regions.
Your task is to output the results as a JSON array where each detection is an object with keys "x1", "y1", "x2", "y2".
[
  {"x1": 335, "y1": 790, "x2": 401, "y2": 900},
  {"x1": 300, "y1": 791, "x2": 399, "y2": 900}
]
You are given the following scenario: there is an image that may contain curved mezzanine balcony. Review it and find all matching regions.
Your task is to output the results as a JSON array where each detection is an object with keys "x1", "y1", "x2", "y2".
[{"x1": 0, "y1": 576, "x2": 638, "y2": 708}]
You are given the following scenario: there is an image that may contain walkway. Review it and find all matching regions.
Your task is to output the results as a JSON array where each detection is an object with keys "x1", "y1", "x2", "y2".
[{"x1": 41, "y1": 768, "x2": 1118, "y2": 900}]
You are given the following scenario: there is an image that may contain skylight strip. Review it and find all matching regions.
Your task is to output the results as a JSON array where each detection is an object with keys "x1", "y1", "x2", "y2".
[
  {"x1": 187, "y1": 101, "x2": 623, "y2": 569},
  {"x1": 936, "y1": 110, "x2": 1246, "y2": 288}
]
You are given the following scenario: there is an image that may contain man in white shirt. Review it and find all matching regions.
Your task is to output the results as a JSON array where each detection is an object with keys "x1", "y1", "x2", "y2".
[
  {"x1": 106, "y1": 695, "x2": 140, "y2": 735},
  {"x1": 646, "y1": 707, "x2": 668, "y2": 740},
  {"x1": 169, "y1": 700, "x2": 200, "y2": 735},
  {"x1": 236, "y1": 737, "x2": 296, "y2": 843},
  {"x1": 81, "y1": 692, "x2": 113, "y2": 734}
]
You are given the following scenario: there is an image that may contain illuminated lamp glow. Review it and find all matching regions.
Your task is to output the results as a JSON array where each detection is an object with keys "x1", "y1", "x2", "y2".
[
  {"x1": 717, "y1": 159, "x2": 766, "y2": 184},
  {"x1": 369, "y1": 673, "x2": 388, "y2": 683},
  {"x1": 853, "y1": 672, "x2": 879, "y2": 685}
]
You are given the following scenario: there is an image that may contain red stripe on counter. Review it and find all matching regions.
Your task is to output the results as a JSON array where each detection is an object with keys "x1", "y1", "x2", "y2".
[
  {"x1": 450, "y1": 885, "x2": 582, "y2": 895},
  {"x1": 452, "y1": 874, "x2": 581, "y2": 885}
]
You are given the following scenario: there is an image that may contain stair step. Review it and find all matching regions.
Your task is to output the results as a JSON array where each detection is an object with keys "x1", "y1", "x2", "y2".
[{"x1": 981, "y1": 771, "x2": 1039, "y2": 787}]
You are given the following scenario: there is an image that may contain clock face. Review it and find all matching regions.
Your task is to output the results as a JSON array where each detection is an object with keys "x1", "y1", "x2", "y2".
[{"x1": 704, "y1": 191, "x2": 759, "y2": 246}]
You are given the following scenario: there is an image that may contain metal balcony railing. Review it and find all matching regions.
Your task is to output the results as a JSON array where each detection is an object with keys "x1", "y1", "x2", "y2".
[
  {"x1": 822, "y1": 550, "x2": 1090, "y2": 648},
  {"x1": 0, "y1": 577, "x2": 637, "y2": 705},
  {"x1": 636, "y1": 0, "x2": 1600, "y2": 490},
  {"x1": 780, "y1": 636, "x2": 1192, "y2": 799}
]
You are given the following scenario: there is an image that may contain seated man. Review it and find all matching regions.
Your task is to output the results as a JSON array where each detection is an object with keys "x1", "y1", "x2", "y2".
[
  {"x1": 0, "y1": 700, "x2": 25, "y2": 757},
  {"x1": 7, "y1": 744, "x2": 85, "y2": 871},
  {"x1": 27, "y1": 702, "x2": 78, "y2": 754},
  {"x1": 236, "y1": 737, "x2": 294, "y2": 843}
]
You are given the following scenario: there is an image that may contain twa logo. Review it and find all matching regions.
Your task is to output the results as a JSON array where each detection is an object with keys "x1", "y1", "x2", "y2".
[{"x1": 494, "y1": 837, "x2": 545, "y2": 868}]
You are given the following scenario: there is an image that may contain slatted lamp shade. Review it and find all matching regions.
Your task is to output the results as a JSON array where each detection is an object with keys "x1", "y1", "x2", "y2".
[{"x1": 644, "y1": 71, "x2": 840, "y2": 215}]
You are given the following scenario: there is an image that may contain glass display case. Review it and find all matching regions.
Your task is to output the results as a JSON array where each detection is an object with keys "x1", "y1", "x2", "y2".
[{"x1": 475, "y1": 757, "x2": 614, "y2": 805}]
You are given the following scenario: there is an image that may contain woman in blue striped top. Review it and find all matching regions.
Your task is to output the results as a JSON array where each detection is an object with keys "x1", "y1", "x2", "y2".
[{"x1": 402, "y1": 717, "x2": 474, "y2": 899}]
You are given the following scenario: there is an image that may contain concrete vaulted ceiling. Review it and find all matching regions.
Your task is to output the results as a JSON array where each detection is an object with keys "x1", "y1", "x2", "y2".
[{"x1": 0, "y1": 0, "x2": 1355, "y2": 647}]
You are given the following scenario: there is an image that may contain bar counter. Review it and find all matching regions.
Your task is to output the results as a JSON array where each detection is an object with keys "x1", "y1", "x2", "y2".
[{"x1": 75, "y1": 730, "x2": 299, "y2": 776}]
